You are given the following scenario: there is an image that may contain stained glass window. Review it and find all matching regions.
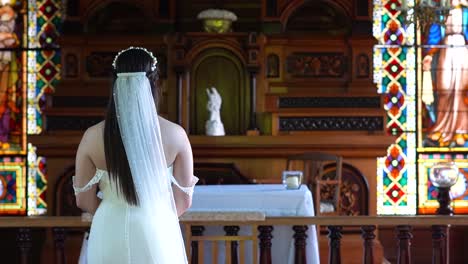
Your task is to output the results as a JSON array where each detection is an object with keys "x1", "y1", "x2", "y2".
[
  {"x1": 415, "y1": 2, "x2": 468, "y2": 214},
  {"x1": 375, "y1": 0, "x2": 468, "y2": 215},
  {"x1": 0, "y1": 0, "x2": 60, "y2": 215},
  {"x1": 374, "y1": 0, "x2": 418, "y2": 215}
]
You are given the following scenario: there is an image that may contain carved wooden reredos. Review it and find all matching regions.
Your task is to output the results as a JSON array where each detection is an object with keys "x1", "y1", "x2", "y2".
[
  {"x1": 55, "y1": 0, "x2": 377, "y2": 135},
  {"x1": 36, "y1": 0, "x2": 389, "y2": 217}
]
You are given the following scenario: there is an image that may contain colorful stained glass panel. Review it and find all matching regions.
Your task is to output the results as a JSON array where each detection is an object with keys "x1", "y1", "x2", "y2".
[
  {"x1": 0, "y1": 157, "x2": 26, "y2": 215},
  {"x1": 374, "y1": 0, "x2": 417, "y2": 215},
  {"x1": 0, "y1": 2, "x2": 27, "y2": 154},
  {"x1": 27, "y1": 143, "x2": 47, "y2": 216},
  {"x1": 0, "y1": 0, "x2": 56, "y2": 215},
  {"x1": 418, "y1": 154, "x2": 468, "y2": 214}
]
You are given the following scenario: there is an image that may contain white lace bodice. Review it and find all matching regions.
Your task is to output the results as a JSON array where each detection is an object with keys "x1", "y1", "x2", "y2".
[{"x1": 73, "y1": 166, "x2": 198, "y2": 202}]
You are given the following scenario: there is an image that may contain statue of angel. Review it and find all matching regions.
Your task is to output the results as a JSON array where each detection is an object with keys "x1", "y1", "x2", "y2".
[{"x1": 205, "y1": 87, "x2": 225, "y2": 136}]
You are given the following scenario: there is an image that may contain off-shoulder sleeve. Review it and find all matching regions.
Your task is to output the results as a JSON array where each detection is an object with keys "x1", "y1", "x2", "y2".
[
  {"x1": 73, "y1": 170, "x2": 104, "y2": 195},
  {"x1": 170, "y1": 175, "x2": 199, "y2": 196}
]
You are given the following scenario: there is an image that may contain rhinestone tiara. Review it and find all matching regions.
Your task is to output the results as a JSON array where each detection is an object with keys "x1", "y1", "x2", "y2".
[{"x1": 112, "y1": 46, "x2": 158, "y2": 71}]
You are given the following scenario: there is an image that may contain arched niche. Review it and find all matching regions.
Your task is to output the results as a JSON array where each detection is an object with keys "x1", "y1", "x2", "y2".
[
  {"x1": 84, "y1": 1, "x2": 151, "y2": 34},
  {"x1": 190, "y1": 48, "x2": 249, "y2": 135},
  {"x1": 322, "y1": 163, "x2": 369, "y2": 216},
  {"x1": 283, "y1": 0, "x2": 352, "y2": 35}
]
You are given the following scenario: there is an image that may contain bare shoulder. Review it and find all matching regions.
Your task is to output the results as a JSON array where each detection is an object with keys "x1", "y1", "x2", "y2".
[
  {"x1": 79, "y1": 121, "x2": 105, "y2": 149},
  {"x1": 158, "y1": 116, "x2": 189, "y2": 146},
  {"x1": 84, "y1": 121, "x2": 104, "y2": 138}
]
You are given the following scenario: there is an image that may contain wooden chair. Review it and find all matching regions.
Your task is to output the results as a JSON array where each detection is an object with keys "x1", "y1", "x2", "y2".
[
  {"x1": 286, "y1": 152, "x2": 343, "y2": 216},
  {"x1": 180, "y1": 211, "x2": 265, "y2": 264}
]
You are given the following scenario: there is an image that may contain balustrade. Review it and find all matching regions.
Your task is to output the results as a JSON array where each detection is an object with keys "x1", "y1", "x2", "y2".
[{"x1": 0, "y1": 215, "x2": 467, "y2": 264}]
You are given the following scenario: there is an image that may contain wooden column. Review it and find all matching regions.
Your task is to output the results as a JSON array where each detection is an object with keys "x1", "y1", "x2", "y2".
[
  {"x1": 327, "y1": 226, "x2": 342, "y2": 264},
  {"x1": 396, "y1": 225, "x2": 412, "y2": 264},
  {"x1": 53, "y1": 227, "x2": 66, "y2": 264},
  {"x1": 293, "y1": 225, "x2": 308, "y2": 264},
  {"x1": 431, "y1": 225, "x2": 447, "y2": 264},
  {"x1": 247, "y1": 66, "x2": 259, "y2": 133},
  {"x1": 224, "y1": 225, "x2": 240, "y2": 264},
  {"x1": 191, "y1": 226, "x2": 205, "y2": 264},
  {"x1": 174, "y1": 65, "x2": 185, "y2": 126},
  {"x1": 258, "y1": 225, "x2": 273, "y2": 264},
  {"x1": 16, "y1": 228, "x2": 32, "y2": 264},
  {"x1": 361, "y1": 225, "x2": 376, "y2": 264}
]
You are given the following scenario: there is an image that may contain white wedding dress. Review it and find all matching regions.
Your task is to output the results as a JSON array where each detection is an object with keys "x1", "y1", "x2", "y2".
[{"x1": 74, "y1": 166, "x2": 196, "y2": 264}]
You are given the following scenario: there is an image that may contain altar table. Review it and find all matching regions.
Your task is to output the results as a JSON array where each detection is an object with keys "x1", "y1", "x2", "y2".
[{"x1": 187, "y1": 184, "x2": 320, "y2": 264}]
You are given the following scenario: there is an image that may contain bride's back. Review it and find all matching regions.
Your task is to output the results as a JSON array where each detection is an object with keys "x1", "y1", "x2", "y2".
[{"x1": 84, "y1": 116, "x2": 184, "y2": 172}]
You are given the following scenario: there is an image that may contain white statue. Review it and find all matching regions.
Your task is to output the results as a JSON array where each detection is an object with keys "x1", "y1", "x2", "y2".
[{"x1": 205, "y1": 87, "x2": 225, "y2": 136}]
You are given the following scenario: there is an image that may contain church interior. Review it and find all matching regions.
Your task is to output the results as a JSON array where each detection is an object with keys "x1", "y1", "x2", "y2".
[{"x1": 1, "y1": 0, "x2": 468, "y2": 263}]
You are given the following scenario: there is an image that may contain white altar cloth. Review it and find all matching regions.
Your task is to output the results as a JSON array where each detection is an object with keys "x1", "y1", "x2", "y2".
[{"x1": 187, "y1": 184, "x2": 320, "y2": 264}]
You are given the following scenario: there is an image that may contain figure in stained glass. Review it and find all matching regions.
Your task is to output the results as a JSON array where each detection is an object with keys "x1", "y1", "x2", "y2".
[
  {"x1": 422, "y1": 0, "x2": 468, "y2": 148},
  {"x1": 0, "y1": 1, "x2": 19, "y2": 144}
]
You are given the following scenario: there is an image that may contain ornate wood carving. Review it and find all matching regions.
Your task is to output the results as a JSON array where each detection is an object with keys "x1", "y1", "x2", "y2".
[
  {"x1": 278, "y1": 97, "x2": 380, "y2": 108},
  {"x1": 266, "y1": 54, "x2": 280, "y2": 78},
  {"x1": 64, "y1": 53, "x2": 79, "y2": 78},
  {"x1": 293, "y1": 225, "x2": 308, "y2": 264},
  {"x1": 327, "y1": 225, "x2": 342, "y2": 264},
  {"x1": 258, "y1": 225, "x2": 273, "y2": 264},
  {"x1": 85, "y1": 52, "x2": 115, "y2": 78},
  {"x1": 279, "y1": 116, "x2": 384, "y2": 132},
  {"x1": 396, "y1": 225, "x2": 412, "y2": 264},
  {"x1": 85, "y1": 50, "x2": 167, "y2": 79},
  {"x1": 286, "y1": 52, "x2": 347, "y2": 78},
  {"x1": 361, "y1": 225, "x2": 376, "y2": 264},
  {"x1": 356, "y1": 53, "x2": 370, "y2": 78}
]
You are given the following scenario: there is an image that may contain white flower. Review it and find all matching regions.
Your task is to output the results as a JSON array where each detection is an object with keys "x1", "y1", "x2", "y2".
[{"x1": 197, "y1": 9, "x2": 237, "y2": 21}]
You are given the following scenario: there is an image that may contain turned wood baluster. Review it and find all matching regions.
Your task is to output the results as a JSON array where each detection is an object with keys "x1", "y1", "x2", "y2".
[
  {"x1": 293, "y1": 225, "x2": 308, "y2": 264},
  {"x1": 327, "y1": 226, "x2": 342, "y2": 264},
  {"x1": 258, "y1": 225, "x2": 273, "y2": 264},
  {"x1": 191, "y1": 226, "x2": 205, "y2": 264},
  {"x1": 431, "y1": 225, "x2": 447, "y2": 264},
  {"x1": 53, "y1": 227, "x2": 66, "y2": 264},
  {"x1": 17, "y1": 228, "x2": 32, "y2": 264},
  {"x1": 361, "y1": 225, "x2": 376, "y2": 264},
  {"x1": 396, "y1": 225, "x2": 412, "y2": 264},
  {"x1": 224, "y1": 226, "x2": 240, "y2": 264}
]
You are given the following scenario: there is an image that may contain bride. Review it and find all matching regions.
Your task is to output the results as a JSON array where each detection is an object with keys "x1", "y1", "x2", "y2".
[{"x1": 73, "y1": 47, "x2": 198, "y2": 263}]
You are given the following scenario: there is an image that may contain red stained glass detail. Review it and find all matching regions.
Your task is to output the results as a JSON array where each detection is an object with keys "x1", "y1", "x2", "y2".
[
  {"x1": 386, "y1": 184, "x2": 405, "y2": 203},
  {"x1": 385, "y1": 60, "x2": 403, "y2": 78}
]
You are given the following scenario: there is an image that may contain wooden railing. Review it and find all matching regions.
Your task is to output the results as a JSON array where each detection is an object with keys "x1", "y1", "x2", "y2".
[{"x1": 1, "y1": 215, "x2": 468, "y2": 264}]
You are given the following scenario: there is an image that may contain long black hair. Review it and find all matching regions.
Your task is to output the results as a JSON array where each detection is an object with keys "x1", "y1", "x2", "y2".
[{"x1": 104, "y1": 48, "x2": 159, "y2": 206}]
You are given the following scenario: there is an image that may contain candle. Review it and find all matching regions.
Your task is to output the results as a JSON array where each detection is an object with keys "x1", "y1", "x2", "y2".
[{"x1": 286, "y1": 176, "x2": 299, "y2": 189}]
